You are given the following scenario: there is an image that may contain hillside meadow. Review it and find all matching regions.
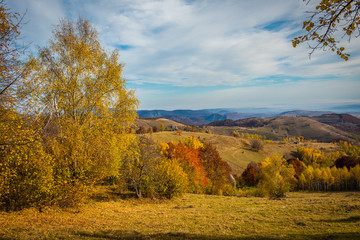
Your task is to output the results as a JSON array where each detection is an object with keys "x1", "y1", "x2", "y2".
[
  {"x1": 135, "y1": 118, "x2": 186, "y2": 131},
  {"x1": 1, "y1": 188, "x2": 359, "y2": 239},
  {"x1": 148, "y1": 131, "x2": 341, "y2": 176}
]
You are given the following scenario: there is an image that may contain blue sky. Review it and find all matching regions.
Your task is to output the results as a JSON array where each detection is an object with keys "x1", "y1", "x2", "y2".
[{"x1": 7, "y1": 0, "x2": 360, "y2": 111}]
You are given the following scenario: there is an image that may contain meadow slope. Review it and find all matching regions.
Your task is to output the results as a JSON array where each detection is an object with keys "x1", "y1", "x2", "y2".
[
  {"x1": 208, "y1": 116, "x2": 358, "y2": 143},
  {"x1": 149, "y1": 131, "x2": 340, "y2": 176},
  {"x1": 135, "y1": 118, "x2": 185, "y2": 130}
]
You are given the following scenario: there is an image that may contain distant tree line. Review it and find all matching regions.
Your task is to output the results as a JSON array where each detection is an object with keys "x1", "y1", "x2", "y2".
[
  {"x1": 239, "y1": 141, "x2": 360, "y2": 197},
  {"x1": 134, "y1": 123, "x2": 212, "y2": 135}
]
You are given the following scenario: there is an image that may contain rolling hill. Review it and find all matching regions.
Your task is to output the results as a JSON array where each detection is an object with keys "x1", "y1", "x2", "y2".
[
  {"x1": 135, "y1": 117, "x2": 185, "y2": 130},
  {"x1": 266, "y1": 116, "x2": 356, "y2": 142},
  {"x1": 135, "y1": 114, "x2": 358, "y2": 175},
  {"x1": 208, "y1": 116, "x2": 359, "y2": 143},
  {"x1": 312, "y1": 113, "x2": 360, "y2": 135}
]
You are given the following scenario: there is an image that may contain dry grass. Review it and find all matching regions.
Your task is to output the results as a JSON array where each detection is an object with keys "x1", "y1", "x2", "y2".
[
  {"x1": 1, "y1": 188, "x2": 359, "y2": 239},
  {"x1": 208, "y1": 117, "x2": 358, "y2": 143},
  {"x1": 149, "y1": 131, "x2": 265, "y2": 175},
  {"x1": 135, "y1": 118, "x2": 185, "y2": 130}
]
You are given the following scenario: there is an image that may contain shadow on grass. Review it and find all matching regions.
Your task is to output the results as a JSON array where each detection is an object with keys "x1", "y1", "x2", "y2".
[
  {"x1": 90, "y1": 186, "x2": 138, "y2": 202},
  {"x1": 325, "y1": 216, "x2": 360, "y2": 223},
  {"x1": 77, "y1": 230, "x2": 264, "y2": 240},
  {"x1": 76, "y1": 230, "x2": 360, "y2": 240}
]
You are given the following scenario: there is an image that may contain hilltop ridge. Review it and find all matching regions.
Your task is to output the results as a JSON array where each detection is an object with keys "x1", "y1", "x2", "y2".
[{"x1": 136, "y1": 113, "x2": 360, "y2": 143}]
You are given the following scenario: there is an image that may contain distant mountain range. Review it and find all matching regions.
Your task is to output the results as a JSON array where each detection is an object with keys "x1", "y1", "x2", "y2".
[
  {"x1": 137, "y1": 108, "x2": 360, "y2": 126},
  {"x1": 137, "y1": 109, "x2": 226, "y2": 125}
]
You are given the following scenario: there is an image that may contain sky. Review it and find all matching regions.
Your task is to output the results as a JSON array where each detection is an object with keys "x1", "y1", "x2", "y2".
[{"x1": 7, "y1": 0, "x2": 360, "y2": 111}]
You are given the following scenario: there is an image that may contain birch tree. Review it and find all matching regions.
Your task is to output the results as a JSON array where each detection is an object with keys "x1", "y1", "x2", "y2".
[
  {"x1": 293, "y1": 0, "x2": 360, "y2": 60},
  {"x1": 20, "y1": 17, "x2": 138, "y2": 204}
]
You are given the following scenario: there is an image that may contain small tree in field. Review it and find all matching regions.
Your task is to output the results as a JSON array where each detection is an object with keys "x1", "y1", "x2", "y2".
[
  {"x1": 199, "y1": 142, "x2": 233, "y2": 195},
  {"x1": 121, "y1": 136, "x2": 189, "y2": 199},
  {"x1": 159, "y1": 136, "x2": 208, "y2": 194},
  {"x1": 241, "y1": 161, "x2": 261, "y2": 187},
  {"x1": 121, "y1": 136, "x2": 158, "y2": 198},
  {"x1": 143, "y1": 158, "x2": 189, "y2": 199},
  {"x1": 250, "y1": 139, "x2": 263, "y2": 152},
  {"x1": 258, "y1": 155, "x2": 297, "y2": 198}
]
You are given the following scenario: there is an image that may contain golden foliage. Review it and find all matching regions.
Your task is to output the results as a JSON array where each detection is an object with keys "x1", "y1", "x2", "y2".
[
  {"x1": 296, "y1": 147, "x2": 325, "y2": 167},
  {"x1": 298, "y1": 165, "x2": 360, "y2": 191},
  {"x1": 337, "y1": 141, "x2": 360, "y2": 158},
  {"x1": 1, "y1": 16, "x2": 139, "y2": 210},
  {"x1": 20, "y1": 17, "x2": 138, "y2": 184},
  {"x1": 257, "y1": 155, "x2": 297, "y2": 198},
  {"x1": 293, "y1": 0, "x2": 360, "y2": 60},
  {"x1": 0, "y1": 109, "x2": 54, "y2": 210},
  {"x1": 0, "y1": 1, "x2": 27, "y2": 105}
]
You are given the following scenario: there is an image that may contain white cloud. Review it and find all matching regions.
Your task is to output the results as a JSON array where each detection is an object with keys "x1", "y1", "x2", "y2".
[
  {"x1": 6, "y1": 0, "x2": 360, "y2": 109},
  {"x1": 55, "y1": 0, "x2": 306, "y2": 87},
  {"x1": 92, "y1": 0, "x2": 359, "y2": 87},
  {"x1": 8, "y1": 0, "x2": 66, "y2": 48}
]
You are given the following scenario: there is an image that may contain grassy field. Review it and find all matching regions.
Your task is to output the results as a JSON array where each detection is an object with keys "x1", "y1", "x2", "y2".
[
  {"x1": 1, "y1": 187, "x2": 359, "y2": 239},
  {"x1": 149, "y1": 131, "x2": 340, "y2": 176},
  {"x1": 135, "y1": 118, "x2": 185, "y2": 130}
]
